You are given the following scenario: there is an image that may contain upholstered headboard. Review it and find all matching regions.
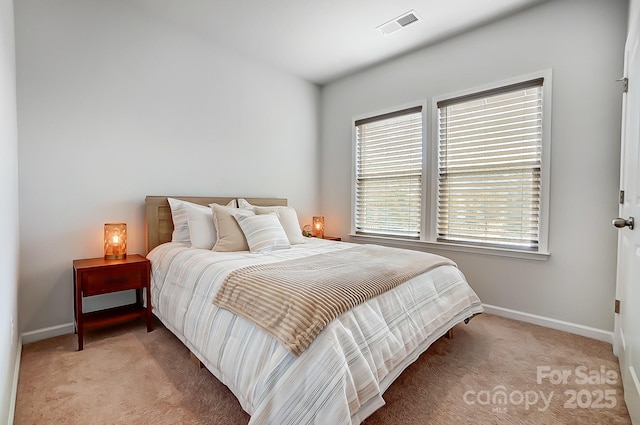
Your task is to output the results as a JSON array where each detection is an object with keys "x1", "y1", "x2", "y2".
[{"x1": 144, "y1": 196, "x2": 288, "y2": 254}]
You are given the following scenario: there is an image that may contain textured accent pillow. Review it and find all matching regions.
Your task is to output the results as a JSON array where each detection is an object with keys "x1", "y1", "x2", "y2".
[
  {"x1": 234, "y1": 213, "x2": 291, "y2": 253},
  {"x1": 253, "y1": 206, "x2": 305, "y2": 245},
  {"x1": 210, "y1": 204, "x2": 255, "y2": 252}
]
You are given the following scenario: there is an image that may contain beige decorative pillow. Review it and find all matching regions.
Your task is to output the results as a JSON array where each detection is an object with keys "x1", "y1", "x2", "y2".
[
  {"x1": 234, "y1": 213, "x2": 290, "y2": 253},
  {"x1": 210, "y1": 204, "x2": 255, "y2": 252},
  {"x1": 252, "y1": 206, "x2": 305, "y2": 245}
]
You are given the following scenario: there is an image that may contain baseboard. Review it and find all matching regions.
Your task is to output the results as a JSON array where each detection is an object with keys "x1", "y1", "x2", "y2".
[
  {"x1": 614, "y1": 322, "x2": 625, "y2": 357},
  {"x1": 482, "y1": 304, "x2": 613, "y2": 344},
  {"x1": 8, "y1": 334, "x2": 22, "y2": 425},
  {"x1": 21, "y1": 322, "x2": 74, "y2": 345}
]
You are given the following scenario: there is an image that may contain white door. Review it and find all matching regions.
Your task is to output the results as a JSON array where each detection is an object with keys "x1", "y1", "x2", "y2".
[{"x1": 614, "y1": 9, "x2": 640, "y2": 424}]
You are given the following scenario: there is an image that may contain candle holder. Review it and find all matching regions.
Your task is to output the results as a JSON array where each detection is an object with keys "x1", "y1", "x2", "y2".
[
  {"x1": 104, "y1": 223, "x2": 127, "y2": 260},
  {"x1": 312, "y1": 216, "x2": 324, "y2": 239}
]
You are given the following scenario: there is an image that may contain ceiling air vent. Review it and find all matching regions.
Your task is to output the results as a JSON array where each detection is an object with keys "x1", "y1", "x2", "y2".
[{"x1": 377, "y1": 10, "x2": 421, "y2": 35}]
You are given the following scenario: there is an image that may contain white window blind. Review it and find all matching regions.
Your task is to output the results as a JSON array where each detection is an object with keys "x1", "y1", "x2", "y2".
[
  {"x1": 437, "y1": 78, "x2": 543, "y2": 250},
  {"x1": 355, "y1": 106, "x2": 423, "y2": 238}
]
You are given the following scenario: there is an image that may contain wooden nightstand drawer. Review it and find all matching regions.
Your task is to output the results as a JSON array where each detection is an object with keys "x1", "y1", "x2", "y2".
[{"x1": 82, "y1": 265, "x2": 146, "y2": 296}]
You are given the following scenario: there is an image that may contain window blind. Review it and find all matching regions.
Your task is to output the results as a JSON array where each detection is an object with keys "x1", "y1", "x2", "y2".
[
  {"x1": 437, "y1": 79, "x2": 543, "y2": 250},
  {"x1": 355, "y1": 106, "x2": 423, "y2": 238}
]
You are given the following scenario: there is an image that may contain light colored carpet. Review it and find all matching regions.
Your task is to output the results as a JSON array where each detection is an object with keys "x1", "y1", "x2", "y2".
[{"x1": 15, "y1": 314, "x2": 632, "y2": 424}]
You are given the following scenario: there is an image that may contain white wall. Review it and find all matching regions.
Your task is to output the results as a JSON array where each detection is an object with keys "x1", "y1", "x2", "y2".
[
  {"x1": 15, "y1": 0, "x2": 320, "y2": 335},
  {"x1": 320, "y1": 0, "x2": 627, "y2": 332},
  {"x1": 631, "y1": 0, "x2": 640, "y2": 27},
  {"x1": 0, "y1": 0, "x2": 20, "y2": 421}
]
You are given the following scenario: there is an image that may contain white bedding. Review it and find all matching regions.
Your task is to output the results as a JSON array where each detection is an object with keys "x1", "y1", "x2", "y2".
[{"x1": 147, "y1": 238, "x2": 483, "y2": 424}]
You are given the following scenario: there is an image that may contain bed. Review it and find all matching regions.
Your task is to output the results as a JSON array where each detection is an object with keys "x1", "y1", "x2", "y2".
[{"x1": 145, "y1": 195, "x2": 483, "y2": 425}]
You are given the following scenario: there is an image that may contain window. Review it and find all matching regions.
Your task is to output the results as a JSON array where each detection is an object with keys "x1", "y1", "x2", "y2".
[
  {"x1": 352, "y1": 71, "x2": 550, "y2": 256},
  {"x1": 436, "y1": 78, "x2": 544, "y2": 251},
  {"x1": 354, "y1": 106, "x2": 423, "y2": 238}
]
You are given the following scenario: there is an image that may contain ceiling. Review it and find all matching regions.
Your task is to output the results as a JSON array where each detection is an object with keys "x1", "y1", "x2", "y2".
[{"x1": 131, "y1": 0, "x2": 544, "y2": 85}]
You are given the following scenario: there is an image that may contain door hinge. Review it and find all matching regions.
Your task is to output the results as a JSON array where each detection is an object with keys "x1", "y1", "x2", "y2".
[
  {"x1": 618, "y1": 77, "x2": 629, "y2": 93},
  {"x1": 615, "y1": 299, "x2": 621, "y2": 314},
  {"x1": 620, "y1": 190, "x2": 625, "y2": 204}
]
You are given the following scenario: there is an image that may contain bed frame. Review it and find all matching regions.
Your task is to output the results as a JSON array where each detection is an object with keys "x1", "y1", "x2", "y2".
[{"x1": 144, "y1": 195, "x2": 287, "y2": 254}]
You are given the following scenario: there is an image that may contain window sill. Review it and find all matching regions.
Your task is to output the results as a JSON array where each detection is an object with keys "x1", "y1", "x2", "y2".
[{"x1": 347, "y1": 234, "x2": 550, "y2": 261}]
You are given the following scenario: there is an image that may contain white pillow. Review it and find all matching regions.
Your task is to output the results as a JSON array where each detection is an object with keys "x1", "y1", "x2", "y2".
[
  {"x1": 234, "y1": 213, "x2": 290, "y2": 253},
  {"x1": 237, "y1": 198, "x2": 255, "y2": 210},
  {"x1": 167, "y1": 198, "x2": 235, "y2": 248},
  {"x1": 253, "y1": 206, "x2": 305, "y2": 245},
  {"x1": 167, "y1": 198, "x2": 192, "y2": 243},
  {"x1": 210, "y1": 203, "x2": 255, "y2": 252},
  {"x1": 185, "y1": 203, "x2": 217, "y2": 249}
]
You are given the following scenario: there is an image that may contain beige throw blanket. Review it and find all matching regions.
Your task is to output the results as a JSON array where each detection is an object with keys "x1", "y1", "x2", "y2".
[{"x1": 214, "y1": 244, "x2": 456, "y2": 356}]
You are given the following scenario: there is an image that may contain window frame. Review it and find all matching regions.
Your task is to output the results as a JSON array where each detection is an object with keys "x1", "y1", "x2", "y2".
[
  {"x1": 430, "y1": 70, "x2": 552, "y2": 256},
  {"x1": 350, "y1": 70, "x2": 552, "y2": 260},
  {"x1": 351, "y1": 100, "x2": 427, "y2": 240}
]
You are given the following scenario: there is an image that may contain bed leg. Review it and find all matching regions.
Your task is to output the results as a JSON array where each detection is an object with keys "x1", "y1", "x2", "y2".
[
  {"x1": 464, "y1": 313, "x2": 482, "y2": 325},
  {"x1": 190, "y1": 351, "x2": 204, "y2": 369},
  {"x1": 446, "y1": 328, "x2": 454, "y2": 339}
]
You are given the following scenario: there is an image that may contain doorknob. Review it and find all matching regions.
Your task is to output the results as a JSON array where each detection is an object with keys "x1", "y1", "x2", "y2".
[{"x1": 612, "y1": 217, "x2": 635, "y2": 229}]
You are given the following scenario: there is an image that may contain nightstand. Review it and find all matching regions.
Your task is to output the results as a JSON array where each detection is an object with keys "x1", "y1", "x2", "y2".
[
  {"x1": 322, "y1": 236, "x2": 341, "y2": 241},
  {"x1": 73, "y1": 254, "x2": 152, "y2": 351}
]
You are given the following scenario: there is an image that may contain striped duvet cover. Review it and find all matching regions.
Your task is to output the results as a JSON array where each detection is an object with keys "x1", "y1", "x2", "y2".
[{"x1": 147, "y1": 238, "x2": 483, "y2": 424}]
